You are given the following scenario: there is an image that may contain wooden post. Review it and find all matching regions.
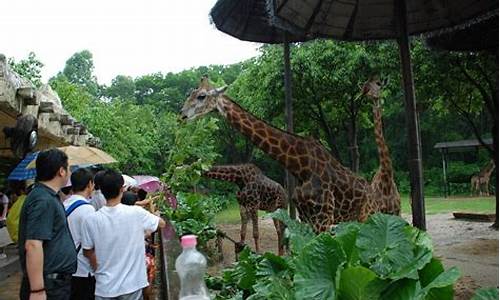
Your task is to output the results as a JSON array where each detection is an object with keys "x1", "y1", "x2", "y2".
[
  {"x1": 396, "y1": 0, "x2": 426, "y2": 230},
  {"x1": 283, "y1": 39, "x2": 296, "y2": 220}
]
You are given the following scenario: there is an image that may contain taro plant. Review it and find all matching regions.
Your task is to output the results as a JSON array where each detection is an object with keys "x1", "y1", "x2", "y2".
[{"x1": 207, "y1": 211, "x2": 461, "y2": 300}]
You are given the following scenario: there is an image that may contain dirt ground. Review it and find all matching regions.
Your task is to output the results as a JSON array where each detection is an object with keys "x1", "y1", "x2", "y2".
[{"x1": 210, "y1": 213, "x2": 498, "y2": 300}]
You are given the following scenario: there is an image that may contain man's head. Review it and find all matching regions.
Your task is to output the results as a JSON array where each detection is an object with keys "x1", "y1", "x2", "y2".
[
  {"x1": 35, "y1": 148, "x2": 70, "y2": 189},
  {"x1": 100, "y1": 169, "x2": 124, "y2": 201},
  {"x1": 180, "y1": 76, "x2": 227, "y2": 120},
  {"x1": 137, "y1": 188, "x2": 147, "y2": 201},
  {"x1": 94, "y1": 170, "x2": 106, "y2": 191},
  {"x1": 121, "y1": 191, "x2": 138, "y2": 206},
  {"x1": 71, "y1": 168, "x2": 94, "y2": 198}
]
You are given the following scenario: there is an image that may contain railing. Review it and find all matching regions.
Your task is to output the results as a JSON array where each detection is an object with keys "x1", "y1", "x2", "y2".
[{"x1": 158, "y1": 220, "x2": 181, "y2": 300}]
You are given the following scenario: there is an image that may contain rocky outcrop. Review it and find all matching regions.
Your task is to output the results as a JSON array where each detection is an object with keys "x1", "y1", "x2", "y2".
[{"x1": 0, "y1": 54, "x2": 99, "y2": 157}]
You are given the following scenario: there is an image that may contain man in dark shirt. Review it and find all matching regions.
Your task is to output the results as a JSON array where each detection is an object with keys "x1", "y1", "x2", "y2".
[{"x1": 18, "y1": 148, "x2": 76, "y2": 300}]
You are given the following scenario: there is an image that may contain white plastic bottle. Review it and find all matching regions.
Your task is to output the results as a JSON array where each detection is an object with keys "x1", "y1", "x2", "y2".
[{"x1": 175, "y1": 235, "x2": 210, "y2": 300}]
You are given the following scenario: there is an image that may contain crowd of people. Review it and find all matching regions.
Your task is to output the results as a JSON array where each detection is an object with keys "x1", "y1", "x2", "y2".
[{"x1": 1, "y1": 148, "x2": 166, "y2": 300}]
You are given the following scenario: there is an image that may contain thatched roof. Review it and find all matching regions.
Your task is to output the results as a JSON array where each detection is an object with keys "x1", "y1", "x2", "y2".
[
  {"x1": 271, "y1": 0, "x2": 498, "y2": 41},
  {"x1": 210, "y1": 0, "x2": 311, "y2": 44},
  {"x1": 425, "y1": 13, "x2": 498, "y2": 53}
]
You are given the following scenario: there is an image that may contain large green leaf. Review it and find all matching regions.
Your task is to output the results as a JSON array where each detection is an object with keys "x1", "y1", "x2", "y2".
[
  {"x1": 357, "y1": 214, "x2": 414, "y2": 279},
  {"x1": 338, "y1": 266, "x2": 382, "y2": 300},
  {"x1": 417, "y1": 265, "x2": 460, "y2": 300},
  {"x1": 390, "y1": 244, "x2": 433, "y2": 280},
  {"x1": 267, "y1": 209, "x2": 315, "y2": 254},
  {"x1": 380, "y1": 278, "x2": 420, "y2": 300},
  {"x1": 471, "y1": 288, "x2": 499, "y2": 300},
  {"x1": 294, "y1": 233, "x2": 346, "y2": 300},
  {"x1": 250, "y1": 278, "x2": 295, "y2": 300},
  {"x1": 256, "y1": 253, "x2": 290, "y2": 277},
  {"x1": 334, "y1": 222, "x2": 361, "y2": 265},
  {"x1": 223, "y1": 247, "x2": 259, "y2": 291}
]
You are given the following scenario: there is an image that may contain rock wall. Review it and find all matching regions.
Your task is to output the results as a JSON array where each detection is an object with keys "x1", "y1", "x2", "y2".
[{"x1": 0, "y1": 54, "x2": 99, "y2": 156}]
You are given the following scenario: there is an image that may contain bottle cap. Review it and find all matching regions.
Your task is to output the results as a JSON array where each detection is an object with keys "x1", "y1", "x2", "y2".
[{"x1": 180, "y1": 235, "x2": 197, "y2": 248}]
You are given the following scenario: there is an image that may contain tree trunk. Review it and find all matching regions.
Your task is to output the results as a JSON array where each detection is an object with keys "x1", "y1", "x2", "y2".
[{"x1": 346, "y1": 118, "x2": 359, "y2": 173}]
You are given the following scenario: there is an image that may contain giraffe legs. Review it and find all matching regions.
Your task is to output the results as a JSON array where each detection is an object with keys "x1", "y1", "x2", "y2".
[
  {"x1": 273, "y1": 218, "x2": 285, "y2": 256},
  {"x1": 239, "y1": 204, "x2": 248, "y2": 244},
  {"x1": 250, "y1": 210, "x2": 260, "y2": 253}
]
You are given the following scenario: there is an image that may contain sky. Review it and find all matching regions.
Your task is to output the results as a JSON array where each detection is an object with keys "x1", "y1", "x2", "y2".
[{"x1": 1, "y1": 0, "x2": 261, "y2": 85}]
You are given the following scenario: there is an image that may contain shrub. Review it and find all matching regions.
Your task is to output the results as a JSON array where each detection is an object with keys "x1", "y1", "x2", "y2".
[{"x1": 207, "y1": 211, "x2": 460, "y2": 300}]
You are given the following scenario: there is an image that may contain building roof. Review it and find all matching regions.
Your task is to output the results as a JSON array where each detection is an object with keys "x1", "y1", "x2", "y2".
[{"x1": 434, "y1": 138, "x2": 493, "y2": 152}]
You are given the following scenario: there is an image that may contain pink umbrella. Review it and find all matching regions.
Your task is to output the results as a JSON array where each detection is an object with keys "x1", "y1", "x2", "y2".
[{"x1": 133, "y1": 176, "x2": 162, "y2": 193}]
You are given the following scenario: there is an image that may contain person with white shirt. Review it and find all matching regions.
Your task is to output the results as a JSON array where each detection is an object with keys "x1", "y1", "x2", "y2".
[
  {"x1": 63, "y1": 168, "x2": 96, "y2": 300},
  {"x1": 82, "y1": 169, "x2": 166, "y2": 300}
]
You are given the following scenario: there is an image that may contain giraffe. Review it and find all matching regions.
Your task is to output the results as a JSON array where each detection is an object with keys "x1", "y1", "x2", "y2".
[
  {"x1": 362, "y1": 76, "x2": 401, "y2": 215},
  {"x1": 471, "y1": 160, "x2": 495, "y2": 196},
  {"x1": 204, "y1": 164, "x2": 286, "y2": 255},
  {"x1": 181, "y1": 76, "x2": 380, "y2": 232}
]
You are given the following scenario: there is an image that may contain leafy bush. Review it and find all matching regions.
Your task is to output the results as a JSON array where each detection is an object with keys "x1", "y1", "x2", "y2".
[
  {"x1": 160, "y1": 192, "x2": 221, "y2": 252},
  {"x1": 207, "y1": 211, "x2": 460, "y2": 300}
]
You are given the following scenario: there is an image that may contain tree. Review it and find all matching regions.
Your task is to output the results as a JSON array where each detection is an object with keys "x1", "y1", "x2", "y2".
[
  {"x1": 8, "y1": 52, "x2": 44, "y2": 87},
  {"x1": 62, "y1": 50, "x2": 101, "y2": 96},
  {"x1": 104, "y1": 75, "x2": 136, "y2": 101}
]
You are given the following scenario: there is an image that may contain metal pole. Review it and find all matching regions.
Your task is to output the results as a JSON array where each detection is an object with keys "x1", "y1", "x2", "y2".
[
  {"x1": 396, "y1": 0, "x2": 426, "y2": 230},
  {"x1": 284, "y1": 39, "x2": 296, "y2": 220},
  {"x1": 441, "y1": 149, "x2": 448, "y2": 198}
]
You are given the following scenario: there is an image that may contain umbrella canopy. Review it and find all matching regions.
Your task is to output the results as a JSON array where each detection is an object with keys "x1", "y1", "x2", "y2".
[
  {"x1": 271, "y1": 0, "x2": 497, "y2": 41},
  {"x1": 425, "y1": 13, "x2": 498, "y2": 53},
  {"x1": 7, "y1": 152, "x2": 38, "y2": 180},
  {"x1": 8, "y1": 151, "x2": 94, "y2": 181},
  {"x1": 26, "y1": 146, "x2": 116, "y2": 169},
  {"x1": 210, "y1": 0, "x2": 310, "y2": 44},
  {"x1": 133, "y1": 176, "x2": 162, "y2": 193},
  {"x1": 122, "y1": 175, "x2": 138, "y2": 189}
]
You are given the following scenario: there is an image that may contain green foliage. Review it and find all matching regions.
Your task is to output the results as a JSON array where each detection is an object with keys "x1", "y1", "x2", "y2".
[
  {"x1": 8, "y1": 52, "x2": 44, "y2": 87},
  {"x1": 162, "y1": 116, "x2": 220, "y2": 193},
  {"x1": 268, "y1": 209, "x2": 315, "y2": 254},
  {"x1": 50, "y1": 75, "x2": 160, "y2": 175},
  {"x1": 208, "y1": 213, "x2": 460, "y2": 300},
  {"x1": 471, "y1": 288, "x2": 499, "y2": 300},
  {"x1": 160, "y1": 192, "x2": 219, "y2": 248}
]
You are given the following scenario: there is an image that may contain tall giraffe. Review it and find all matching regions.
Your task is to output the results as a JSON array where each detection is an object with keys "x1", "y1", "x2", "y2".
[
  {"x1": 181, "y1": 77, "x2": 380, "y2": 232},
  {"x1": 204, "y1": 164, "x2": 286, "y2": 255},
  {"x1": 362, "y1": 76, "x2": 401, "y2": 215},
  {"x1": 471, "y1": 160, "x2": 495, "y2": 196}
]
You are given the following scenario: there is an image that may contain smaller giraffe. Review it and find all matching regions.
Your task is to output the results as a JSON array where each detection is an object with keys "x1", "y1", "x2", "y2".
[
  {"x1": 362, "y1": 76, "x2": 401, "y2": 215},
  {"x1": 204, "y1": 164, "x2": 287, "y2": 255},
  {"x1": 471, "y1": 160, "x2": 495, "y2": 196}
]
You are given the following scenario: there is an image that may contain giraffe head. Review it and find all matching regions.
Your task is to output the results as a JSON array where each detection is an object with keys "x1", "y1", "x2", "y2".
[
  {"x1": 362, "y1": 75, "x2": 384, "y2": 100},
  {"x1": 180, "y1": 76, "x2": 227, "y2": 120}
]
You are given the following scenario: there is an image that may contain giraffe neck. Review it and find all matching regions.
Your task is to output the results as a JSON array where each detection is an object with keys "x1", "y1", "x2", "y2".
[
  {"x1": 482, "y1": 164, "x2": 495, "y2": 178},
  {"x1": 216, "y1": 95, "x2": 306, "y2": 175},
  {"x1": 372, "y1": 97, "x2": 393, "y2": 176},
  {"x1": 204, "y1": 165, "x2": 246, "y2": 187}
]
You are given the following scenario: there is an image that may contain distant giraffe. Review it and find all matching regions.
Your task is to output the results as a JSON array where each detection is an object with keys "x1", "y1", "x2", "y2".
[
  {"x1": 471, "y1": 160, "x2": 495, "y2": 196},
  {"x1": 181, "y1": 76, "x2": 382, "y2": 233},
  {"x1": 362, "y1": 76, "x2": 401, "y2": 215},
  {"x1": 204, "y1": 164, "x2": 286, "y2": 255}
]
